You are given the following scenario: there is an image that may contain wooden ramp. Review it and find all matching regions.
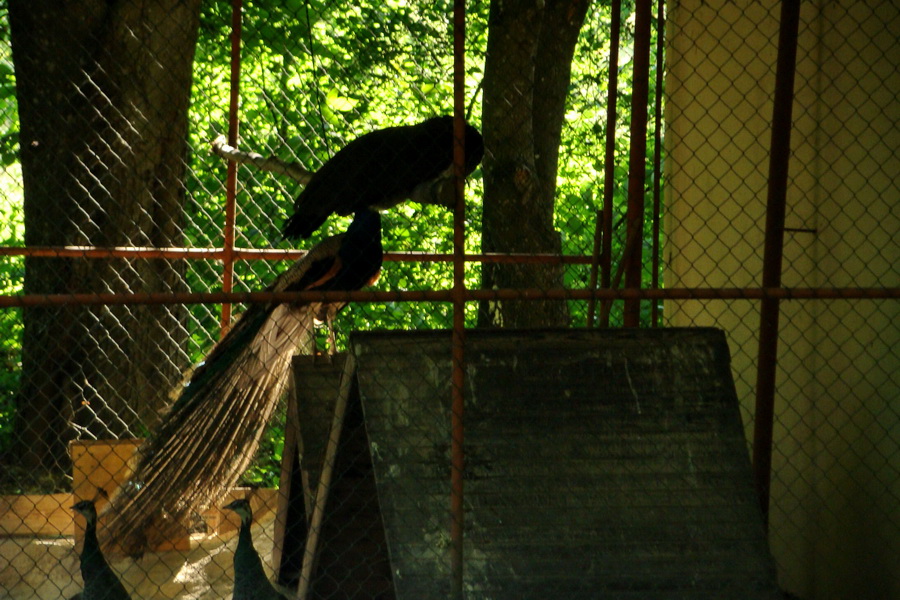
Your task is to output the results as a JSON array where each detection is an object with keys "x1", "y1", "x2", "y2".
[
  {"x1": 288, "y1": 328, "x2": 781, "y2": 599},
  {"x1": 355, "y1": 328, "x2": 779, "y2": 599}
]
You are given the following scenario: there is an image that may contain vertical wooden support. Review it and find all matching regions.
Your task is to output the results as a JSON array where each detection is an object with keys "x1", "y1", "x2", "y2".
[
  {"x1": 273, "y1": 369, "x2": 309, "y2": 588},
  {"x1": 295, "y1": 354, "x2": 357, "y2": 600}
]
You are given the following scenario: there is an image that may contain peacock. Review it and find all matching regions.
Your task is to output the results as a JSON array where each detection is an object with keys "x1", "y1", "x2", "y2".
[
  {"x1": 223, "y1": 498, "x2": 289, "y2": 600},
  {"x1": 101, "y1": 210, "x2": 383, "y2": 556},
  {"x1": 71, "y1": 499, "x2": 132, "y2": 600},
  {"x1": 283, "y1": 115, "x2": 483, "y2": 239}
]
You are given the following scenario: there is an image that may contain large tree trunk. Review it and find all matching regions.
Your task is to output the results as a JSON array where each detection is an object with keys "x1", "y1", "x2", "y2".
[
  {"x1": 9, "y1": 0, "x2": 201, "y2": 472},
  {"x1": 480, "y1": 0, "x2": 590, "y2": 328}
]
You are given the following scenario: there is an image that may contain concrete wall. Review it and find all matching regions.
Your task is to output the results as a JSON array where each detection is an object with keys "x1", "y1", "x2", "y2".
[{"x1": 664, "y1": 1, "x2": 899, "y2": 598}]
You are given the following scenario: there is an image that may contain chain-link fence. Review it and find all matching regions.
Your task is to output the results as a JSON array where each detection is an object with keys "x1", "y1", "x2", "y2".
[
  {"x1": 0, "y1": 0, "x2": 897, "y2": 599},
  {"x1": 665, "y1": 2, "x2": 899, "y2": 598}
]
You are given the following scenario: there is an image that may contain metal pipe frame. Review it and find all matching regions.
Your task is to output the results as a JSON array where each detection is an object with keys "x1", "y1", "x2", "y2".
[
  {"x1": 450, "y1": 1, "x2": 468, "y2": 598},
  {"x1": 0, "y1": 245, "x2": 600, "y2": 264},
  {"x1": 622, "y1": 0, "x2": 653, "y2": 327},
  {"x1": 3, "y1": 286, "x2": 896, "y2": 309},
  {"x1": 650, "y1": 0, "x2": 665, "y2": 328},
  {"x1": 221, "y1": 0, "x2": 243, "y2": 334},
  {"x1": 587, "y1": 0, "x2": 623, "y2": 328},
  {"x1": 753, "y1": 0, "x2": 802, "y2": 527}
]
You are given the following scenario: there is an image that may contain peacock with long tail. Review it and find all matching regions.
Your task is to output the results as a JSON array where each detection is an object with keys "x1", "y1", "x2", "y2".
[{"x1": 101, "y1": 210, "x2": 382, "y2": 556}]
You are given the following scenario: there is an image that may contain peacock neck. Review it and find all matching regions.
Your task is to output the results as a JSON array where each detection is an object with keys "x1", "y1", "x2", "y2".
[
  {"x1": 81, "y1": 518, "x2": 109, "y2": 575},
  {"x1": 237, "y1": 518, "x2": 254, "y2": 553},
  {"x1": 235, "y1": 518, "x2": 268, "y2": 582}
]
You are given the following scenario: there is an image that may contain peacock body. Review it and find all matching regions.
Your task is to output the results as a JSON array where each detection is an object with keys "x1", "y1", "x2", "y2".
[
  {"x1": 223, "y1": 498, "x2": 288, "y2": 600},
  {"x1": 283, "y1": 116, "x2": 483, "y2": 239}
]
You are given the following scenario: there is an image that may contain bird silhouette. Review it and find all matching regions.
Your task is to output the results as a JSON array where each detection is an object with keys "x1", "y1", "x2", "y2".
[
  {"x1": 222, "y1": 498, "x2": 289, "y2": 600},
  {"x1": 283, "y1": 115, "x2": 483, "y2": 239},
  {"x1": 71, "y1": 499, "x2": 131, "y2": 600}
]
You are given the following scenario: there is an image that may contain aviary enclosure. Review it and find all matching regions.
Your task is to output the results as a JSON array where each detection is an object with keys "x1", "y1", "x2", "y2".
[{"x1": 0, "y1": 1, "x2": 897, "y2": 599}]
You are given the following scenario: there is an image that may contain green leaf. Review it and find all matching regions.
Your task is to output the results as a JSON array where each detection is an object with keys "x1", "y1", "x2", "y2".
[{"x1": 325, "y1": 88, "x2": 360, "y2": 112}]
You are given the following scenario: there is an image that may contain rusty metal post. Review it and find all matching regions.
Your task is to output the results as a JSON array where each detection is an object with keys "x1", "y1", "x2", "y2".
[
  {"x1": 450, "y1": 0, "x2": 467, "y2": 597},
  {"x1": 587, "y1": 0, "x2": 622, "y2": 328},
  {"x1": 220, "y1": 0, "x2": 243, "y2": 335},
  {"x1": 650, "y1": 0, "x2": 665, "y2": 328},
  {"x1": 0, "y1": 245, "x2": 597, "y2": 265},
  {"x1": 753, "y1": 0, "x2": 801, "y2": 526},
  {"x1": 622, "y1": 0, "x2": 653, "y2": 327}
]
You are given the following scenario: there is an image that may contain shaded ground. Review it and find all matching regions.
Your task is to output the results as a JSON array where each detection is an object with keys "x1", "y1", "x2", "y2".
[{"x1": 0, "y1": 510, "x2": 287, "y2": 599}]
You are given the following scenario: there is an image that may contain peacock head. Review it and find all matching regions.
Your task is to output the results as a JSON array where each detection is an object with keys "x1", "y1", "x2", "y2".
[
  {"x1": 222, "y1": 498, "x2": 253, "y2": 524},
  {"x1": 71, "y1": 499, "x2": 98, "y2": 525}
]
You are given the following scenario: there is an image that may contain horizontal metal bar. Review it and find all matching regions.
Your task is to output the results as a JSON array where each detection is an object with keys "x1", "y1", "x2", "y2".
[
  {"x1": 0, "y1": 245, "x2": 230, "y2": 259},
  {"x1": 1, "y1": 287, "x2": 897, "y2": 308},
  {"x1": 0, "y1": 245, "x2": 594, "y2": 264}
]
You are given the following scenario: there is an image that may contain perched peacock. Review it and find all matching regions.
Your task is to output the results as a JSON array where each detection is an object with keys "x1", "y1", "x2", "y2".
[
  {"x1": 71, "y1": 499, "x2": 132, "y2": 600},
  {"x1": 283, "y1": 115, "x2": 483, "y2": 239},
  {"x1": 223, "y1": 498, "x2": 289, "y2": 600},
  {"x1": 101, "y1": 210, "x2": 383, "y2": 556}
]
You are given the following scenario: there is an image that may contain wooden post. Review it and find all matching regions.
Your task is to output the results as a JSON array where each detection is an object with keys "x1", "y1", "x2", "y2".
[{"x1": 294, "y1": 354, "x2": 357, "y2": 600}]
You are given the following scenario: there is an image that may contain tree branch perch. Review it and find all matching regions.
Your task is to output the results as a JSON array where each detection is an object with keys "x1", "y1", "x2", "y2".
[
  {"x1": 211, "y1": 135, "x2": 314, "y2": 183},
  {"x1": 211, "y1": 135, "x2": 458, "y2": 208}
]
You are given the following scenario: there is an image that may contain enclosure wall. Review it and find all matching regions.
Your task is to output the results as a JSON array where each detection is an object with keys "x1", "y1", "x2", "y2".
[{"x1": 665, "y1": 1, "x2": 900, "y2": 597}]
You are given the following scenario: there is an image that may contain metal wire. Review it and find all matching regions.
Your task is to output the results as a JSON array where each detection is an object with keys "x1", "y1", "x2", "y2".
[{"x1": 1, "y1": 3, "x2": 898, "y2": 600}]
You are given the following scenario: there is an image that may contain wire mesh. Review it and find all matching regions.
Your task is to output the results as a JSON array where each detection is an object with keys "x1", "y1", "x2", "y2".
[
  {"x1": 0, "y1": 1, "x2": 897, "y2": 599},
  {"x1": 665, "y1": 2, "x2": 899, "y2": 599}
]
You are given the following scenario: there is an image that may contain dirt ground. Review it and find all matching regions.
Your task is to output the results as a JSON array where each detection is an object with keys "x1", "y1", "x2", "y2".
[{"x1": 0, "y1": 510, "x2": 288, "y2": 600}]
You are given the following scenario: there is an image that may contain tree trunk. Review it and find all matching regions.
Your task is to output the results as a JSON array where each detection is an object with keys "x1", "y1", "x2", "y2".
[
  {"x1": 480, "y1": 0, "x2": 590, "y2": 328},
  {"x1": 9, "y1": 0, "x2": 201, "y2": 472}
]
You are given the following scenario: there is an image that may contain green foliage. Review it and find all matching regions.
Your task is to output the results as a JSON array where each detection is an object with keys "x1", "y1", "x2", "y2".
[
  {"x1": 0, "y1": 164, "x2": 22, "y2": 455},
  {"x1": 0, "y1": 8, "x2": 20, "y2": 458},
  {"x1": 240, "y1": 412, "x2": 286, "y2": 488},
  {"x1": 0, "y1": 10, "x2": 17, "y2": 167},
  {"x1": 0, "y1": 1, "x2": 665, "y2": 487},
  {"x1": 556, "y1": 2, "x2": 667, "y2": 320}
]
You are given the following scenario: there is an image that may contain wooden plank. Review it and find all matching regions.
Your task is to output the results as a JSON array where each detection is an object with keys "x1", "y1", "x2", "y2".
[
  {"x1": 273, "y1": 354, "x2": 348, "y2": 589},
  {"x1": 352, "y1": 328, "x2": 782, "y2": 600},
  {"x1": 0, "y1": 488, "x2": 277, "y2": 539},
  {"x1": 299, "y1": 363, "x2": 395, "y2": 600},
  {"x1": 273, "y1": 366, "x2": 308, "y2": 587},
  {"x1": 0, "y1": 493, "x2": 74, "y2": 537},
  {"x1": 206, "y1": 487, "x2": 279, "y2": 535},
  {"x1": 70, "y1": 439, "x2": 190, "y2": 553},
  {"x1": 70, "y1": 439, "x2": 140, "y2": 505},
  {"x1": 292, "y1": 354, "x2": 349, "y2": 518},
  {"x1": 296, "y1": 353, "x2": 358, "y2": 600},
  {"x1": 283, "y1": 353, "x2": 394, "y2": 599}
]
